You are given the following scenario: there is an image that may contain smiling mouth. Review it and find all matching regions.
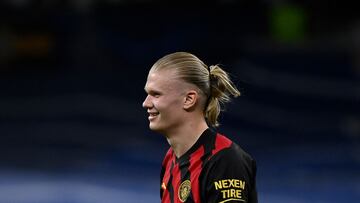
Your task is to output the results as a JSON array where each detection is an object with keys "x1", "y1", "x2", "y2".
[{"x1": 148, "y1": 112, "x2": 159, "y2": 120}]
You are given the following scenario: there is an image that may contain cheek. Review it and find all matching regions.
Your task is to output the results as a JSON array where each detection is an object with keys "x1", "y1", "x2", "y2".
[
  {"x1": 157, "y1": 97, "x2": 183, "y2": 113},
  {"x1": 152, "y1": 99, "x2": 161, "y2": 110}
]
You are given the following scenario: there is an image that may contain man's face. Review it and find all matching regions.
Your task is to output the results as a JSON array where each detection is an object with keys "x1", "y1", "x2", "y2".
[{"x1": 143, "y1": 69, "x2": 187, "y2": 134}]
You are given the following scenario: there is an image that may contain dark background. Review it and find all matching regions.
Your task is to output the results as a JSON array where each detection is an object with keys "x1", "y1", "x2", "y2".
[{"x1": 0, "y1": 0, "x2": 359, "y2": 202}]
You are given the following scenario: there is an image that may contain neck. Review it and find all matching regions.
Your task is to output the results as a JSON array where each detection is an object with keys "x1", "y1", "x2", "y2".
[{"x1": 165, "y1": 120, "x2": 208, "y2": 158}]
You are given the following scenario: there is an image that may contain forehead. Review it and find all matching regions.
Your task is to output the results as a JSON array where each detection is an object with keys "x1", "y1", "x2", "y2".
[{"x1": 144, "y1": 69, "x2": 181, "y2": 91}]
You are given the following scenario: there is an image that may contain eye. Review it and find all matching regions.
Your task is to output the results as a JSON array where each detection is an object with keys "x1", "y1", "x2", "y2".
[
  {"x1": 148, "y1": 90, "x2": 161, "y2": 97},
  {"x1": 153, "y1": 93, "x2": 160, "y2": 98}
]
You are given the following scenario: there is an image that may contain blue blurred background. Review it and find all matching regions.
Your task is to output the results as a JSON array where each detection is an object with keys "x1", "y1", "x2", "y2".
[{"x1": 0, "y1": 0, "x2": 359, "y2": 202}]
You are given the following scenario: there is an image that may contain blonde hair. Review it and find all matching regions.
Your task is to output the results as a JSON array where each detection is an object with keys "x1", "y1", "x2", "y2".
[{"x1": 150, "y1": 52, "x2": 240, "y2": 127}]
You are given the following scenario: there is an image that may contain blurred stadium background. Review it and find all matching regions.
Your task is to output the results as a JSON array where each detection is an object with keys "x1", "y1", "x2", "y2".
[{"x1": 0, "y1": 0, "x2": 359, "y2": 202}]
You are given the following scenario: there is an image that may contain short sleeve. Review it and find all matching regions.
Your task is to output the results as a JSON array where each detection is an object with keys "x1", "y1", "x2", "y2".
[{"x1": 200, "y1": 146, "x2": 258, "y2": 203}]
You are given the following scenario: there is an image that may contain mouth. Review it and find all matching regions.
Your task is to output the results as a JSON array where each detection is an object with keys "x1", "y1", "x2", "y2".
[{"x1": 148, "y1": 112, "x2": 159, "y2": 120}]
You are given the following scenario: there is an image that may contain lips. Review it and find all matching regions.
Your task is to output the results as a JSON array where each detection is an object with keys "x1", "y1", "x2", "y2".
[{"x1": 148, "y1": 112, "x2": 159, "y2": 120}]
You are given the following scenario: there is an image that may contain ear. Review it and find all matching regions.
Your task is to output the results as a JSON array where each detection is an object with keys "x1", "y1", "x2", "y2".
[{"x1": 183, "y1": 90, "x2": 198, "y2": 110}]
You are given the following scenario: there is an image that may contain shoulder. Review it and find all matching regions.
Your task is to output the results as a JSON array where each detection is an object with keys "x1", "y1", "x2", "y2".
[
  {"x1": 199, "y1": 133, "x2": 258, "y2": 203},
  {"x1": 211, "y1": 142, "x2": 255, "y2": 173},
  {"x1": 212, "y1": 133, "x2": 255, "y2": 166},
  {"x1": 203, "y1": 132, "x2": 257, "y2": 179},
  {"x1": 211, "y1": 132, "x2": 233, "y2": 155}
]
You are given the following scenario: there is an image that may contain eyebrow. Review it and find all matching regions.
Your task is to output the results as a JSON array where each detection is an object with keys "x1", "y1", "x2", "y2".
[{"x1": 144, "y1": 87, "x2": 162, "y2": 95}]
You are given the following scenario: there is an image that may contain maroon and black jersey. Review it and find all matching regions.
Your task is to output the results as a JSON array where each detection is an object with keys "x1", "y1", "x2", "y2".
[{"x1": 160, "y1": 128, "x2": 258, "y2": 203}]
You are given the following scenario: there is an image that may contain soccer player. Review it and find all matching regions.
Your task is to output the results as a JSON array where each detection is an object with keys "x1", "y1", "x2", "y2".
[{"x1": 143, "y1": 52, "x2": 258, "y2": 203}]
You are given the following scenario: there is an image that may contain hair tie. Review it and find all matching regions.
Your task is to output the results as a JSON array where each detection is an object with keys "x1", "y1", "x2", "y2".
[{"x1": 209, "y1": 66, "x2": 218, "y2": 87}]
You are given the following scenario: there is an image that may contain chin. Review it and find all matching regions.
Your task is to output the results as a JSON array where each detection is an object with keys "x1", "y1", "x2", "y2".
[
  {"x1": 149, "y1": 123, "x2": 160, "y2": 131},
  {"x1": 149, "y1": 123, "x2": 167, "y2": 134}
]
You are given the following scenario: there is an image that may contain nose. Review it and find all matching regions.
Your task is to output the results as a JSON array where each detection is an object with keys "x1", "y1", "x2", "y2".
[{"x1": 142, "y1": 95, "x2": 152, "y2": 109}]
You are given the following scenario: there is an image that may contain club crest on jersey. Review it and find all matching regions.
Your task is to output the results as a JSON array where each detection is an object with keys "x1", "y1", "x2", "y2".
[{"x1": 178, "y1": 180, "x2": 191, "y2": 202}]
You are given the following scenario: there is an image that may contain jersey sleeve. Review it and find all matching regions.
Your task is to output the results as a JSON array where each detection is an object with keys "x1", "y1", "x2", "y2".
[{"x1": 200, "y1": 145, "x2": 258, "y2": 203}]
